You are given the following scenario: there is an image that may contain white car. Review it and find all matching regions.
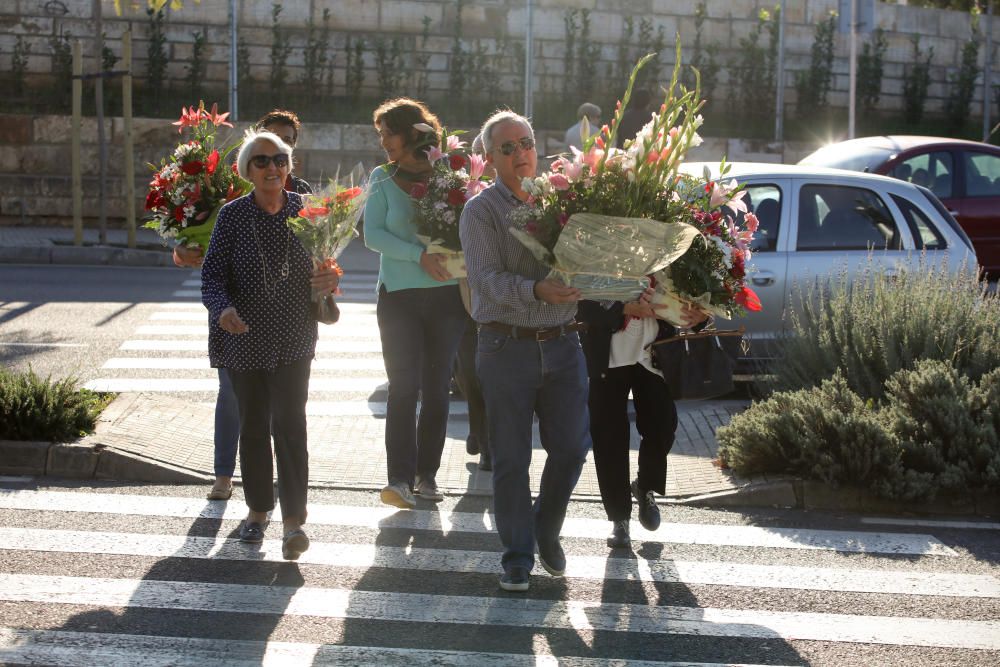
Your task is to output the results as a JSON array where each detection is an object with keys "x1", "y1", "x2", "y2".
[{"x1": 680, "y1": 162, "x2": 978, "y2": 364}]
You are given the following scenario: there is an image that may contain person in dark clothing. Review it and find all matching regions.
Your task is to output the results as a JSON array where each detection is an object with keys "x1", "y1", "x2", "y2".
[
  {"x1": 615, "y1": 89, "x2": 652, "y2": 149},
  {"x1": 577, "y1": 287, "x2": 705, "y2": 549}
]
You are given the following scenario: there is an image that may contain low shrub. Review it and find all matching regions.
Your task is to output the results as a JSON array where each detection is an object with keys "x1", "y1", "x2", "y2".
[{"x1": 0, "y1": 367, "x2": 113, "y2": 443}]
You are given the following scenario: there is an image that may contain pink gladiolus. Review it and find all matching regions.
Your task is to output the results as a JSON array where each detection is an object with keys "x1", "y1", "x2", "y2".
[
  {"x1": 646, "y1": 149, "x2": 659, "y2": 164},
  {"x1": 426, "y1": 146, "x2": 446, "y2": 163},
  {"x1": 548, "y1": 173, "x2": 571, "y2": 190},
  {"x1": 745, "y1": 212, "x2": 760, "y2": 233}
]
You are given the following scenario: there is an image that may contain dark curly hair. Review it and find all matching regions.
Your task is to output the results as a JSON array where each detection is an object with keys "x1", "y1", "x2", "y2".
[
  {"x1": 255, "y1": 109, "x2": 302, "y2": 145},
  {"x1": 372, "y1": 97, "x2": 442, "y2": 160}
]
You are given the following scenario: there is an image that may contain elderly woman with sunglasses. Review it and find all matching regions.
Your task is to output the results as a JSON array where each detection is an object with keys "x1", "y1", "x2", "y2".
[
  {"x1": 201, "y1": 128, "x2": 340, "y2": 560},
  {"x1": 364, "y1": 98, "x2": 467, "y2": 509}
]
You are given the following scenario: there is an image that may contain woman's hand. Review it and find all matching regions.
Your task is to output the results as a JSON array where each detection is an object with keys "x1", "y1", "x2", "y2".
[
  {"x1": 172, "y1": 244, "x2": 204, "y2": 268},
  {"x1": 678, "y1": 303, "x2": 709, "y2": 329},
  {"x1": 219, "y1": 307, "x2": 248, "y2": 334},
  {"x1": 420, "y1": 251, "x2": 453, "y2": 282},
  {"x1": 622, "y1": 287, "x2": 662, "y2": 319},
  {"x1": 310, "y1": 264, "x2": 342, "y2": 295}
]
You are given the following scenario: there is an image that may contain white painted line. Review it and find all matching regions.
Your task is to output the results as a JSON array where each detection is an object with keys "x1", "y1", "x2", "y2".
[
  {"x1": 1, "y1": 574, "x2": 995, "y2": 649},
  {"x1": 0, "y1": 628, "x2": 770, "y2": 667},
  {"x1": 0, "y1": 490, "x2": 957, "y2": 556},
  {"x1": 860, "y1": 517, "x2": 1000, "y2": 531},
  {"x1": 83, "y1": 377, "x2": 389, "y2": 392},
  {"x1": 102, "y1": 357, "x2": 388, "y2": 372},
  {"x1": 120, "y1": 340, "x2": 384, "y2": 352},
  {"x1": 158, "y1": 303, "x2": 377, "y2": 316},
  {"x1": 183, "y1": 278, "x2": 375, "y2": 292},
  {"x1": 134, "y1": 324, "x2": 379, "y2": 338},
  {"x1": 0, "y1": 527, "x2": 992, "y2": 598},
  {"x1": 192, "y1": 400, "x2": 468, "y2": 417},
  {"x1": 0, "y1": 342, "x2": 88, "y2": 348}
]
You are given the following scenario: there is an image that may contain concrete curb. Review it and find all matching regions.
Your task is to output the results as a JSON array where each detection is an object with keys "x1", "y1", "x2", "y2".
[{"x1": 0, "y1": 245, "x2": 173, "y2": 267}]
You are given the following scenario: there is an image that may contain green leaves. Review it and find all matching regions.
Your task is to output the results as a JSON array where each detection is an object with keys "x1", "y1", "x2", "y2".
[{"x1": 0, "y1": 367, "x2": 112, "y2": 443}]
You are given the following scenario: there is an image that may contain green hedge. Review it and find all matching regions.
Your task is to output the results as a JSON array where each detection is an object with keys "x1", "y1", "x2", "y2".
[
  {"x1": 721, "y1": 260, "x2": 1000, "y2": 502},
  {"x1": 0, "y1": 367, "x2": 113, "y2": 443}
]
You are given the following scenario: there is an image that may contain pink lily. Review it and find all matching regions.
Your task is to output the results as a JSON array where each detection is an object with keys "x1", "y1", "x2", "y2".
[
  {"x1": 726, "y1": 218, "x2": 754, "y2": 260},
  {"x1": 426, "y1": 145, "x2": 446, "y2": 163},
  {"x1": 744, "y1": 211, "x2": 760, "y2": 233},
  {"x1": 570, "y1": 145, "x2": 603, "y2": 175},
  {"x1": 553, "y1": 156, "x2": 583, "y2": 181},
  {"x1": 446, "y1": 135, "x2": 466, "y2": 151},
  {"x1": 724, "y1": 188, "x2": 749, "y2": 216}
]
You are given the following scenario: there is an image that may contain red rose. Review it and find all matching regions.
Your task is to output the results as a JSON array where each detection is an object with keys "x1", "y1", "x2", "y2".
[
  {"x1": 447, "y1": 188, "x2": 465, "y2": 206},
  {"x1": 181, "y1": 160, "x2": 204, "y2": 175},
  {"x1": 410, "y1": 182, "x2": 428, "y2": 198},
  {"x1": 449, "y1": 153, "x2": 466, "y2": 171}
]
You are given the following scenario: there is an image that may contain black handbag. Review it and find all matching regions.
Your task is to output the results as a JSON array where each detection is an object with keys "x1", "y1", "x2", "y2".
[
  {"x1": 312, "y1": 294, "x2": 340, "y2": 325},
  {"x1": 648, "y1": 328, "x2": 744, "y2": 400}
]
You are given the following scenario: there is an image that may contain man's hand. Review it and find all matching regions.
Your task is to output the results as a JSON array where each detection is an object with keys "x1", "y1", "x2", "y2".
[
  {"x1": 420, "y1": 251, "x2": 453, "y2": 282},
  {"x1": 219, "y1": 307, "x2": 248, "y2": 334},
  {"x1": 172, "y1": 244, "x2": 204, "y2": 268},
  {"x1": 533, "y1": 278, "x2": 581, "y2": 304}
]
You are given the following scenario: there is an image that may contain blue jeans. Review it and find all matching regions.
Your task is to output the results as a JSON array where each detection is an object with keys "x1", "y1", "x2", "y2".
[
  {"x1": 376, "y1": 284, "x2": 466, "y2": 487},
  {"x1": 477, "y1": 328, "x2": 591, "y2": 571},
  {"x1": 214, "y1": 368, "x2": 240, "y2": 477}
]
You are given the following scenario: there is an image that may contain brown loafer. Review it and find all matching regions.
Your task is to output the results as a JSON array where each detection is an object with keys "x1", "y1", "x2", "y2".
[{"x1": 206, "y1": 482, "x2": 233, "y2": 500}]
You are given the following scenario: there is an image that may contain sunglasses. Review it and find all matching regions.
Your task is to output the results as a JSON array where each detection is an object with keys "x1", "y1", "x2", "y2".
[
  {"x1": 250, "y1": 153, "x2": 290, "y2": 169},
  {"x1": 495, "y1": 137, "x2": 535, "y2": 156}
]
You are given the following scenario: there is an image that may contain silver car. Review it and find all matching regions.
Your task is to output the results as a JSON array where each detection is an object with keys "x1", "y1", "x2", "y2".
[{"x1": 680, "y1": 163, "x2": 978, "y2": 362}]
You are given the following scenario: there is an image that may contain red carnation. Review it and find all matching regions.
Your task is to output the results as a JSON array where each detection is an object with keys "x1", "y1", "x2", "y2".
[
  {"x1": 449, "y1": 153, "x2": 466, "y2": 171},
  {"x1": 447, "y1": 188, "x2": 465, "y2": 206},
  {"x1": 410, "y1": 182, "x2": 428, "y2": 199}
]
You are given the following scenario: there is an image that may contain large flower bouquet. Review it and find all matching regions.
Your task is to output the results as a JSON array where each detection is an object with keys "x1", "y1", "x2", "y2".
[
  {"x1": 511, "y1": 43, "x2": 759, "y2": 315},
  {"x1": 409, "y1": 124, "x2": 490, "y2": 279},
  {"x1": 144, "y1": 102, "x2": 249, "y2": 249},
  {"x1": 286, "y1": 169, "x2": 367, "y2": 322}
]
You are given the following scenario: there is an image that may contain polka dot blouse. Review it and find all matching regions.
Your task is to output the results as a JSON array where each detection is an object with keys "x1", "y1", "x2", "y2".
[{"x1": 201, "y1": 191, "x2": 318, "y2": 372}]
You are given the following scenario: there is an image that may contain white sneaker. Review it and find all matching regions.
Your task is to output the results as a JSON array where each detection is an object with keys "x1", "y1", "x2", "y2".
[
  {"x1": 414, "y1": 475, "x2": 444, "y2": 501},
  {"x1": 380, "y1": 481, "x2": 416, "y2": 509}
]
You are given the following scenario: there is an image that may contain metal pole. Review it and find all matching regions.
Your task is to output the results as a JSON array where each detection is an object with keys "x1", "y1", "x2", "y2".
[
  {"x1": 524, "y1": 0, "x2": 534, "y2": 118},
  {"x1": 123, "y1": 30, "x2": 136, "y2": 249},
  {"x1": 848, "y1": 0, "x2": 858, "y2": 139},
  {"x1": 230, "y1": 0, "x2": 239, "y2": 121},
  {"x1": 72, "y1": 40, "x2": 83, "y2": 247},
  {"x1": 775, "y1": 0, "x2": 786, "y2": 142},
  {"x1": 93, "y1": 0, "x2": 107, "y2": 244},
  {"x1": 984, "y1": 0, "x2": 993, "y2": 142}
]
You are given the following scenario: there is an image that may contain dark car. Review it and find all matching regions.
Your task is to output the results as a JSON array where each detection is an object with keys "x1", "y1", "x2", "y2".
[{"x1": 799, "y1": 136, "x2": 1000, "y2": 276}]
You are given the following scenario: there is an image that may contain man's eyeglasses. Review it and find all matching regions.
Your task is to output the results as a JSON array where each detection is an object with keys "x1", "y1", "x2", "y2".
[
  {"x1": 250, "y1": 154, "x2": 290, "y2": 169},
  {"x1": 495, "y1": 137, "x2": 535, "y2": 156}
]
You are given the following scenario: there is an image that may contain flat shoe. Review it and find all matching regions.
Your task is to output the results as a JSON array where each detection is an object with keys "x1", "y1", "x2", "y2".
[
  {"x1": 282, "y1": 529, "x2": 310, "y2": 561},
  {"x1": 238, "y1": 519, "x2": 269, "y2": 544},
  {"x1": 206, "y1": 483, "x2": 233, "y2": 500}
]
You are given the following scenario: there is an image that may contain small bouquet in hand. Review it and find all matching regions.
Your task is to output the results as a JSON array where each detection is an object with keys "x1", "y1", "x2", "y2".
[
  {"x1": 409, "y1": 124, "x2": 490, "y2": 279},
  {"x1": 285, "y1": 169, "x2": 367, "y2": 323},
  {"x1": 651, "y1": 167, "x2": 762, "y2": 324},
  {"x1": 144, "y1": 101, "x2": 250, "y2": 249}
]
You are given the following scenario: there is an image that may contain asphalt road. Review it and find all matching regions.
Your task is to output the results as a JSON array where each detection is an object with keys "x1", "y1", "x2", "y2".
[{"x1": 0, "y1": 479, "x2": 998, "y2": 666}]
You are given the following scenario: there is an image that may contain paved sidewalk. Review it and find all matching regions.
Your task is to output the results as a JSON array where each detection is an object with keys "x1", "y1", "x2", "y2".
[{"x1": 84, "y1": 392, "x2": 755, "y2": 501}]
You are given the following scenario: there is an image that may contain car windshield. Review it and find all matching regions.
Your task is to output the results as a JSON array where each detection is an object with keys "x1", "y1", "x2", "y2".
[{"x1": 798, "y1": 143, "x2": 894, "y2": 172}]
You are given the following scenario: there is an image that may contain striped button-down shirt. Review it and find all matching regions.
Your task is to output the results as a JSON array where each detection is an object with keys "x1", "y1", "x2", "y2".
[{"x1": 459, "y1": 178, "x2": 576, "y2": 328}]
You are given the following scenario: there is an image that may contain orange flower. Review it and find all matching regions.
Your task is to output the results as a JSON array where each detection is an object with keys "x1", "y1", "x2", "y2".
[
  {"x1": 335, "y1": 187, "x2": 362, "y2": 203},
  {"x1": 299, "y1": 206, "x2": 330, "y2": 218}
]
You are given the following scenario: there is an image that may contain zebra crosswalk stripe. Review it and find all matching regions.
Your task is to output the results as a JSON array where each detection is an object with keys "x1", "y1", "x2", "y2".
[{"x1": 0, "y1": 490, "x2": 959, "y2": 556}]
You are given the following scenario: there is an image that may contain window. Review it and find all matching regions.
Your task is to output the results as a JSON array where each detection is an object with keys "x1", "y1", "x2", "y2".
[
  {"x1": 741, "y1": 185, "x2": 781, "y2": 252},
  {"x1": 962, "y1": 152, "x2": 1000, "y2": 197},
  {"x1": 891, "y1": 194, "x2": 945, "y2": 250},
  {"x1": 797, "y1": 184, "x2": 901, "y2": 251},
  {"x1": 894, "y1": 151, "x2": 954, "y2": 199}
]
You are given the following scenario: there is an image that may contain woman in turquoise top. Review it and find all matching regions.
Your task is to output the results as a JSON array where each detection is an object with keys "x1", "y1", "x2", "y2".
[{"x1": 364, "y1": 97, "x2": 466, "y2": 509}]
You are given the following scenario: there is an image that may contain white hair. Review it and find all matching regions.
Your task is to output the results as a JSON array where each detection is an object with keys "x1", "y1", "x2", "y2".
[
  {"x1": 479, "y1": 110, "x2": 534, "y2": 153},
  {"x1": 236, "y1": 129, "x2": 293, "y2": 179}
]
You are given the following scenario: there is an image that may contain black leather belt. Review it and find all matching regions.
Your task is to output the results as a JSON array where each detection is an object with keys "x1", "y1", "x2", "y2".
[{"x1": 481, "y1": 320, "x2": 587, "y2": 341}]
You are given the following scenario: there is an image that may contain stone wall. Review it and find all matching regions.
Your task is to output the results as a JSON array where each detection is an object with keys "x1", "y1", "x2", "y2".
[{"x1": 0, "y1": 0, "x2": 994, "y2": 117}]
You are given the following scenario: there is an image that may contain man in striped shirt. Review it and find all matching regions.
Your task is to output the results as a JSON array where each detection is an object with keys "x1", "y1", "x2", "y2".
[{"x1": 459, "y1": 111, "x2": 592, "y2": 592}]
